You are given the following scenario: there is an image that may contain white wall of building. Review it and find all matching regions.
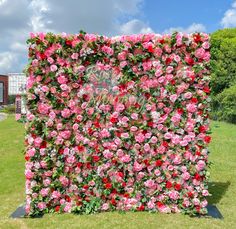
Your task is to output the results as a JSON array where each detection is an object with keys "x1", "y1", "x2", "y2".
[{"x1": 8, "y1": 73, "x2": 27, "y2": 95}]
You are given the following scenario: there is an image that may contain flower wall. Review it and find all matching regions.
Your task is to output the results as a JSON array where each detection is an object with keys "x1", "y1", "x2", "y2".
[{"x1": 25, "y1": 32, "x2": 211, "y2": 216}]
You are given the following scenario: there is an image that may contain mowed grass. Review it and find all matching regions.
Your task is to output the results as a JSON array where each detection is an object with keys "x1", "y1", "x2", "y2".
[{"x1": 0, "y1": 115, "x2": 236, "y2": 229}]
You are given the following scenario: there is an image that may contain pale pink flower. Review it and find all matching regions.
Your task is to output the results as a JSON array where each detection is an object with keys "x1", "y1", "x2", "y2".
[
  {"x1": 38, "y1": 202, "x2": 46, "y2": 210},
  {"x1": 135, "y1": 133, "x2": 145, "y2": 143},
  {"x1": 50, "y1": 64, "x2": 58, "y2": 72},
  {"x1": 169, "y1": 190, "x2": 179, "y2": 200},
  {"x1": 133, "y1": 161, "x2": 143, "y2": 172}
]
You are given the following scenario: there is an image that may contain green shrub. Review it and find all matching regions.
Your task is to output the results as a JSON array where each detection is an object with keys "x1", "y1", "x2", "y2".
[
  {"x1": 211, "y1": 85, "x2": 236, "y2": 123},
  {"x1": 8, "y1": 95, "x2": 16, "y2": 104},
  {"x1": 1, "y1": 105, "x2": 15, "y2": 114}
]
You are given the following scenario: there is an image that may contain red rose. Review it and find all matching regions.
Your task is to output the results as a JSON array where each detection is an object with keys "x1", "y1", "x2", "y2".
[
  {"x1": 117, "y1": 172, "x2": 124, "y2": 178},
  {"x1": 157, "y1": 201, "x2": 164, "y2": 208},
  {"x1": 191, "y1": 98, "x2": 198, "y2": 103},
  {"x1": 199, "y1": 125, "x2": 207, "y2": 133},
  {"x1": 165, "y1": 57, "x2": 172, "y2": 65},
  {"x1": 193, "y1": 34, "x2": 202, "y2": 43},
  {"x1": 148, "y1": 45, "x2": 154, "y2": 53},
  {"x1": 185, "y1": 56, "x2": 194, "y2": 65},
  {"x1": 177, "y1": 108, "x2": 184, "y2": 114},
  {"x1": 143, "y1": 159, "x2": 150, "y2": 166},
  {"x1": 170, "y1": 79, "x2": 176, "y2": 85},
  {"x1": 77, "y1": 145, "x2": 85, "y2": 152},
  {"x1": 25, "y1": 155, "x2": 30, "y2": 161},
  {"x1": 105, "y1": 183, "x2": 112, "y2": 189},
  {"x1": 110, "y1": 117, "x2": 118, "y2": 123},
  {"x1": 59, "y1": 148, "x2": 64, "y2": 155},
  {"x1": 77, "y1": 162, "x2": 83, "y2": 168},
  {"x1": 111, "y1": 198, "x2": 116, "y2": 205},
  {"x1": 94, "y1": 121, "x2": 101, "y2": 128},
  {"x1": 83, "y1": 184, "x2": 89, "y2": 189},
  {"x1": 147, "y1": 121, "x2": 153, "y2": 127},
  {"x1": 86, "y1": 162, "x2": 92, "y2": 169},
  {"x1": 166, "y1": 181, "x2": 172, "y2": 189},
  {"x1": 66, "y1": 40, "x2": 72, "y2": 46},
  {"x1": 194, "y1": 173, "x2": 201, "y2": 181},
  {"x1": 137, "y1": 205, "x2": 145, "y2": 211},
  {"x1": 203, "y1": 86, "x2": 210, "y2": 94},
  {"x1": 187, "y1": 192, "x2": 193, "y2": 198},
  {"x1": 123, "y1": 193, "x2": 130, "y2": 198},
  {"x1": 174, "y1": 183, "x2": 182, "y2": 191},
  {"x1": 155, "y1": 159, "x2": 163, "y2": 167},
  {"x1": 55, "y1": 205, "x2": 60, "y2": 212},
  {"x1": 204, "y1": 136, "x2": 211, "y2": 143},
  {"x1": 40, "y1": 141, "x2": 47, "y2": 149},
  {"x1": 102, "y1": 177, "x2": 109, "y2": 183},
  {"x1": 65, "y1": 195, "x2": 71, "y2": 202},
  {"x1": 92, "y1": 155, "x2": 100, "y2": 162},
  {"x1": 162, "y1": 141, "x2": 169, "y2": 147}
]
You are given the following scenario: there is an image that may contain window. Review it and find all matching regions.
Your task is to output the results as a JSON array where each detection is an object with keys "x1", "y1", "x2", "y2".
[{"x1": 0, "y1": 82, "x2": 3, "y2": 103}]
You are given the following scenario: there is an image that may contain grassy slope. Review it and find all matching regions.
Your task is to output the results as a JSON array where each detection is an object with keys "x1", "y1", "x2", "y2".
[{"x1": 0, "y1": 116, "x2": 236, "y2": 229}]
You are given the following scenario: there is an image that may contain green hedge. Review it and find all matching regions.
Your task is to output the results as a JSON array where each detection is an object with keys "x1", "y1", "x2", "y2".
[{"x1": 211, "y1": 85, "x2": 236, "y2": 124}]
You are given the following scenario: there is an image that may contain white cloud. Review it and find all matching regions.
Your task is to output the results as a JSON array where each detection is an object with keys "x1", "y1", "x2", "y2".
[
  {"x1": 120, "y1": 19, "x2": 153, "y2": 35},
  {"x1": 0, "y1": 52, "x2": 19, "y2": 74},
  {"x1": 221, "y1": 1, "x2": 236, "y2": 28},
  {"x1": 164, "y1": 23, "x2": 206, "y2": 34},
  {"x1": 0, "y1": 0, "x2": 148, "y2": 73}
]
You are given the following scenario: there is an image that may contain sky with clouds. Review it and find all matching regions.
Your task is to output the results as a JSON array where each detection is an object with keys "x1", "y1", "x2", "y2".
[{"x1": 0, "y1": 0, "x2": 236, "y2": 74}]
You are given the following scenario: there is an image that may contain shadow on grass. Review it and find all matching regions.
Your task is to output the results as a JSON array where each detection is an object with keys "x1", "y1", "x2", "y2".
[{"x1": 207, "y1": 181, "x2": 230, "y2": 204}]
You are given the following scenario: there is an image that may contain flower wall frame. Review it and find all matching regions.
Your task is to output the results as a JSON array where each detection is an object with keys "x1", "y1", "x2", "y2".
[{"x1": 25, "y1": 31, "x2": 211, "y2": 216}]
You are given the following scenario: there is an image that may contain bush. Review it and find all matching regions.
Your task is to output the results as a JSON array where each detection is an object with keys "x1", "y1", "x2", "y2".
[
  {"x1": 8, "y1": 95, "x2": 16, "y2": 105},
  {"x1": 1, "y1": 105, "x2": 15, "y2": 114},
  {"x1": 211, "y1": 85, "x2": 236, "y2": 123}
]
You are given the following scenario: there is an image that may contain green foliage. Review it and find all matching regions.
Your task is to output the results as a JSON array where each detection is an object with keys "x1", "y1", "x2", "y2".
[
  {"x1": 211, "y1": 85, "x2": 236, "y2": 124},
  {"x1": 210, "y1": 28, "x2": 236, "y2": 124},
  {"x1": 1, "y1": 104, "x2": 15, "y2": 114},
  {"x1": 210, "y1": 28, "x2": 236, "y2": 96},
  {"x1": 8, "y1": 95, "x2": 16, "y2": 104}
]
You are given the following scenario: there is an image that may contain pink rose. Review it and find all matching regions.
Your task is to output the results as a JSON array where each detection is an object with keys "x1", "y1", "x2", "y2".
[
  {"x1": 121, "y1": 132, "x2": 129, "y2": 138},
  {"x1": 52, "y1": 190, "x2": 61, "y2": 199},
  {"x1": 186, "y1": 103, "x2": 197, "y2": 113},
  {"x1": 61, "y1": 108, "x2": 71, "y2": 118},
  {"x1": 50, "y1": 64, "x2": 58, "y2": 72},
  {"x1": 40, "y1": 188, "x2": 49, "y2": 197},
  {"x1": 38, "y1": 202, "x2": 46, "y2": 210},
  {"x1": 133, "y1": 161, "x2": 143, "y2": 172},
  {"x1": 131, "y1": 113, "x2": 138, "y2": 120},
  {"x1": 196, "y1": 160, "x2": 206, "y2": 171},
  {"x1": 195, "y1": 48, "x2": 205, "y2": 59},
  {"x1": 57, "y1": 75, "x2": 68, "y2": 84},
  {"x1": 103, "y1": 149, "x2": 113, "y2": 159},
  {"x1": 59, "y1": 176, "x2": 69, "y2": 187},
  {"x1": 38, "y1": 103, "x2": 50, "y2": 115},
  {"x1": 25, "y1": 170, "x2": 34, "y2": 179},
  {"x1": 182, "y1": 172, "x2": 190, "y2": 180},
  {"x1": 144, "y1": 179, "x2": 156, "y2": 189},
  {"x1": 121, "y1": 154, "x2": 131, "y2": 163},
  {"x1": 170, "y1": 94, "x2": 178, "y2": 103},
  {"x1": 144, "y1": 143, "x2": 151, "y2": 152},
  {"x1": 135, "y1": 133, "x2": 145, "y2": 143},
  {"x1": 169, "y1": 190, "x2": 179, "y2": 200},
  {"x1": 71, "y1": 53, "x2": 79, "y2": 59}
]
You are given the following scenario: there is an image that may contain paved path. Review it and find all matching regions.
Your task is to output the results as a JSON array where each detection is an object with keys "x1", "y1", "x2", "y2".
[{"x1": 0, "y1": 113, "x2": 7, "y2": 122}]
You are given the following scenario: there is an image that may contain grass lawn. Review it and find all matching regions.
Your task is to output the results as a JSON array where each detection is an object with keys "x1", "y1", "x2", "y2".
[{"x1": 0, "y1": 115, "x2": 236, "y2": 229}]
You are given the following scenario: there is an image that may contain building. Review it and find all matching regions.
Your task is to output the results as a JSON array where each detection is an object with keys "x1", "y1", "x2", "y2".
[
  {"x1": 8, "y1": 73, "x2": 27, "y2": 95},
  {"x1": 0, "y1": 74, "x2": 8, "y2": 105}
]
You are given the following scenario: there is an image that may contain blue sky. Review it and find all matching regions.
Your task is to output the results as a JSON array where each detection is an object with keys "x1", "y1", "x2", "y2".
[
  {"x1": 0, "y1": 0, "x2": 235, "y2": 73},
  {"x1": 139, "y1": 0, "x2": 233, "y2": 33}
]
